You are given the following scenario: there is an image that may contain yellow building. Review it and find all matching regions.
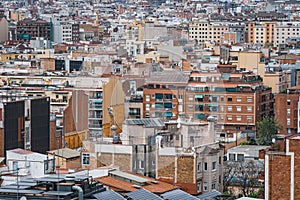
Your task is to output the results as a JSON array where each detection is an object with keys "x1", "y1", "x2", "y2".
[
  {"x1": 125, "y1": 21, "x2": 143, "y2": 41},
  {"x1": 237, "y1": 51, "x2": 266, "y2": 75},
  {"x1": 102, "y1": 76, "x2": 125, "y2": 137}
]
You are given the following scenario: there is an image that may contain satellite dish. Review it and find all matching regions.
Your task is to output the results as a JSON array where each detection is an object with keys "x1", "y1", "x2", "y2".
[{"x1": 20, "y1": 197, "x2": 27, "y2": 200}]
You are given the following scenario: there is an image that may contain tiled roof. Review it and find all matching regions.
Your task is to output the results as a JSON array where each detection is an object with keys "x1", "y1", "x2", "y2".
[
  {"x1": 96, "y1": 175, "x2": 178, "y2": 194},
  {"x1": 147, "y1": 70, "x2": 189, "y2": 84}
]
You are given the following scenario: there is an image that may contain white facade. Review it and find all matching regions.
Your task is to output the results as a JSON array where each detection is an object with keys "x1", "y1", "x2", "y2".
[
  {"x1": 6, "y1": 149, "x2": 54, "y2": 179},
  {"x1": 275, "y1": 22, "x2": 300, "y2": 47}
]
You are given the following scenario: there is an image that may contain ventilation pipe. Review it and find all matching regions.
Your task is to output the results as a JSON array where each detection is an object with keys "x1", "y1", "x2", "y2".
[{"x1": 72, "y1": 185, "x2": 83, "y2": 200}]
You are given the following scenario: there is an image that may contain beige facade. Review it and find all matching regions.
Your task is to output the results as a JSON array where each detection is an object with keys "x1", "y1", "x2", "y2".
[
  {"x1": 0, "y1": 17, "x2": 8, "y2": 42},
  {"x1": 102, "y1": 76, "x2": 125, "y2": 137},
  {"x1": 189, "y1": 21, "x2": 228, "y2": 44},
  {"x1": 263, "y1": 70, "x2": 292, "y2": 94},
  {"x1": 237, "y1": 51, "x2": 265, "y2": 75}
]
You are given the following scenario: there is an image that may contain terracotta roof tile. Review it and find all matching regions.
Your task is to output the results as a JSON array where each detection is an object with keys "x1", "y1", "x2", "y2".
[{"x1": 96, "y1": 175, "x2": 179, "y2": 194}]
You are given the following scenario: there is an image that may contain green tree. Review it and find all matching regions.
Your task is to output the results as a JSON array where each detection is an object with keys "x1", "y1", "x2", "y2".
[{"x1": 256, "y1": 117, "x2": 282, "y2": 145}]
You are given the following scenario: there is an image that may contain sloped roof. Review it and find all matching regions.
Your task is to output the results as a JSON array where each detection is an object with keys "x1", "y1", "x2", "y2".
[
  {"x1": 126, "y1": 189, "x2": 163, "y2": 200},
  {"x1": 197, "y1": 190, "x2": 222, "y2": 200},
  {"x1": 96, "y1": 175, "x2": 178, "y2": 193},
  {"x1": 161, "y1": 189, "x2": 198, "y2": 200},
  {"x1": 93, "y1": 190, "x2": 126, "y2": 200},
  {"x1": 126, "y1": 118, "x2": 164, "y2": 128}
]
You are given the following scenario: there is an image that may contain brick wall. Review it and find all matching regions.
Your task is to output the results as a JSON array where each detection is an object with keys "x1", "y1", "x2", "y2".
[
  {"x1": 66, "y1": 157, "x2": 81, "y2": 169},
  {"x1": 268, "y1": 154, "x2": 291, "y2": 200},
  {"x1": 98, "y1": 153, "x2": 131, "y2": 171},
  {"x1": 177, "y1": 156, "x2": 196, "y2": 194},
  {"x1": 157, "y1": 155, "x2": 175, "y2": 179},
  {"x1": 289, "y1": 139, "x2": 300, "y2": 200},
  {"x1": 177, "y1": 156, "x2": 194, "y2": 183}
]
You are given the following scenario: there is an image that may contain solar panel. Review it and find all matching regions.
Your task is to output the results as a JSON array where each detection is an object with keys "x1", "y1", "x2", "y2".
[
  {"x1": 197, "y1": 190, "x2": 222, "y2": 199},
  {"x1": 161, "y1": 189, "x2": 198, "y2": 200},
  {"x1": 126, "y1": 189, "x2": 163, "y2": 200},
  {"x1": 93, "y1": 190, "x2": 126, "y2": 200}
]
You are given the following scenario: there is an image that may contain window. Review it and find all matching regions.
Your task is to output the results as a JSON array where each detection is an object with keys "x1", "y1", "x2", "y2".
[
  {"x1": 197, "y1": 162, "x2": 201, "y2": 172},
  {"x1": 247, "y1": 116, "x2": 252, "y2": 122},
  {"x1": 227, "y1": 115, "x2": 232, "y2": 121},
  {"x1": 228, "y1": 106, "x2": 232, "y2": 112},
  {"x1": 247, "y1": 106, "x2": 252, "y2": 112},
  {"x1": 204, "y1": 162, "x2": 208, "y2": 171},
  {"x1": 237, "y1": 154, "x2": 244, "y2": 161},
  {"x1": 236, "y1": 116, "x2": 242, "y2": 121},
  {"x1": 218, "y1": 106, "x2": 224, "y2": 112},
  {"x1": 236, "y1": 97, "x2": 242, "y2": 102},
  {"x1": 212, "y1": 162, "x2": 216, "y2": 171},
  {"x1": 228, "y1": 97, "x2": 232, "y2": 102},
  {"x1": 203, "y1": 182, "x2": 208, "y2": 191},
  {"x1": 139, "y1": 160, "x2": 145, "y2": 169},
  {"x1": 146, "y1": 104, "x2": 150, "y2": 111},
  {"x1": 236, "y1": 106, "x2": 241, "y2": 112},
  {"x1": 145, "y1": 95, "x2": 150, "y2": 102},
  {"x1": 197, "y1": 182, "x2": 201, "y2": 192},
  {"x1": 212, "y1": 182, "x2": 216, "y2": 190},
  {"x1": 229, "y1": 153, "x2": 236, "y2": 161},
  {"x1": 287, "y1": 99, "x2": 291, "y2": 106},
  {"x1": 247, "y1": 97, "x2": 253, "y2": 102},
  {"x1": 189, "y1": 96, "x2": 193, "y2": 101},
  {"x1": 287, "y1": 109, "x2": 290, "y2": 116},
  {"x1": 188, "y1": 105, "x2": 193, "y2": 110},
  {"x1": 287, "y1": 118, "x2": 291, "y2": 125},
  {"x1": 82, "y1": 153, "x2": 90, "y2": 165}
]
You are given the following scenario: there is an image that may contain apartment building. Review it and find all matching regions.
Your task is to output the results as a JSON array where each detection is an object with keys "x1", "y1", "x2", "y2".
[
  {"x1": 275, "y1": 87, "x2": 300, "y2": 136},
  {"x1": 265, "y1": 135, "x2": 300, "y2": 200},
  {"x1": 16, "y1": 18, "x2": 52, "y2": 41},
  {"x1": 275, "y1": 22, "x2": 300, "y2": 47},
  {"x1": 157, "y1": 142, "x2": 224, "y2": 195},
  {"x1": 143, "y1": 70, "x2": 189, "y2": 120},
  {"x1": 248, "y1": 21, "x2": 276, "y2": 46},
  {"x1": 53, "y1": 22, "x2": 80, "y2": 43},
  {"x1": 185, "y1": 70, "x2": 273, "y2": 133},
  {"x1": 188, "y1": 20, "x2": 228, "y2": 44},
  {"x1": 228, "y1": 23, "x2": 247, "y2": 43},
  {"x1": 125, "y1": 21, "x2": 142, "y2": 41}
]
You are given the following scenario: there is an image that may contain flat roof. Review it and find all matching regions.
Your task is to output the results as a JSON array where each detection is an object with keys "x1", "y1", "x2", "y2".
[
  {"x1": 227, "y1": 145, "x2": 270, "y2": 152},
  {"x1": 0, "y1": 189, "x2": 43, "y2": 194},
  {"x1": 109, "y1": 170, "x2": 148, "y2": 184},
  {"x1": 43, "y1": 191, "x2": 74, "y2": 196}
]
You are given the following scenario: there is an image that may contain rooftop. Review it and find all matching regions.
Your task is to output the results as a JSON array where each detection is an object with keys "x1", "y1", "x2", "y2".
[
  {"x1": 126, "y1": 118, "x2": 164, "y2": 128},
  {"x1": 147, "y1": 70, "x2": 189, "y2": 84},
  {"x1": 47, "y1": 148, "x2": 80, "y2": 159}
]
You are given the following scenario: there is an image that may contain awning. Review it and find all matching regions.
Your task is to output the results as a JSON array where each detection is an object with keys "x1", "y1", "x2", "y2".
[
  {"x1": 155, "y1": 94, "x2": 163, "y2": 99},
  {"x1": 164, "y1": 103, "x2": 172, "y2": 108},
  {"x1": 195, "y1": 94, "x2": 203, "y2": 98},
  {"x1": 155, "y1": 103, "x2": 163, "y2": 108},
  {"x1": 164, "y1": 112, "x2": 172, "y2": 117}
]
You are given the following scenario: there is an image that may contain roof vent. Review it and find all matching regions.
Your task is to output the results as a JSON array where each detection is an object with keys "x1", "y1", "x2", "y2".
[{"x1": 132, "y1": 185, "x2": 141, "y2": 189}]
